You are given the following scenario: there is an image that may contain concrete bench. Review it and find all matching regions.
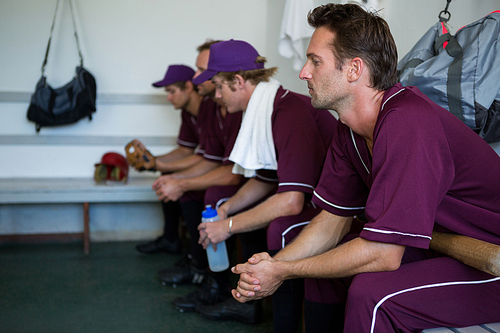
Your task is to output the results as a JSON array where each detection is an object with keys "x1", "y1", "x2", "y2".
[{"x1": 0, "y1": 177, "x2": 158, "y2": 254}]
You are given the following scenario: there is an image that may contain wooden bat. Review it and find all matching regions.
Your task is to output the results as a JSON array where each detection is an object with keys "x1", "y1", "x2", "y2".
[{"x1": 429, "y1": 231, "x2": 500, "y2": 277}]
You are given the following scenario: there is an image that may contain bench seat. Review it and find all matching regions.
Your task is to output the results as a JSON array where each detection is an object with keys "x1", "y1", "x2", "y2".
[{"x1": 0, "y1": 177, "x2": 158, "y2": 254}]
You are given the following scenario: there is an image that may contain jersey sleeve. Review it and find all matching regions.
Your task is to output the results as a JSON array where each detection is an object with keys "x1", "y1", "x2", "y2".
[
  {"x1": 272, "y1": 95, "x2": 330, "y2": 195},
  {"x1": 177, "y1": 110, "x2": 199, "y2": 148},
  {"x1": 312, "y1": 124, "x2": 369, "y2": 217},
  {"x1": 203, "y1": 110, "x2": 242, "y2": 164}
]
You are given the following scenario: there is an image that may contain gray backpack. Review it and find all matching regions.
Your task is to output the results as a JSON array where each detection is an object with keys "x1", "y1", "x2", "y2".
[{"x1": 398, "y1": 11, "x2": 500, "y2": 143}]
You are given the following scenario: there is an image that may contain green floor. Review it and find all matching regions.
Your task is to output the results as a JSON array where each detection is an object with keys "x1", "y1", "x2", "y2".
[{"x1": 0, "y1": 241, "x2": 273, "y2": 333}]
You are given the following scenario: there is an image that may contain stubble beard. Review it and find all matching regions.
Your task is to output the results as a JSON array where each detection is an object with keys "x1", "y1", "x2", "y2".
[{"x1": 311, "y1": 92, "x2": 335, "y2": 110}]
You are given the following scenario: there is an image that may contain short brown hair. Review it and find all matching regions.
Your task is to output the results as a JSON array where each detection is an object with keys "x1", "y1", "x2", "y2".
[
  {"x1": 197, "y1": 39, "x2": 224, "y2": 53},
  {"x1": 307, "y1": 3, "x2": 397, "y2": 90},
  {"x1": 170, "y1": 80, "x2": 198, "y2": 93},
  {"x1": 216, "y1": 56, "x2": 278, "y2": 90}
]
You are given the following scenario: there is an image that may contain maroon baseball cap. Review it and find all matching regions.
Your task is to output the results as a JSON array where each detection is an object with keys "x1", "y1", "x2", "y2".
[
  {"x1": 152, "y1": 65, "x2": 195, "y2": 87},
  {"x1": 192, "y1": 39, "x2": 264, "y2": 85}
]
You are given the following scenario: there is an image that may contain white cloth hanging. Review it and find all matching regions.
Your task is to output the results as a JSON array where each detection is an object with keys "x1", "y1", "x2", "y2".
[{"x1": 278, "y1": 0, "x2": 315, "y2": 71}]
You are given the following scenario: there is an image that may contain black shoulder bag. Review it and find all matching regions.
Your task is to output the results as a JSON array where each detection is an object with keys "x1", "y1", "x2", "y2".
[{"x1": 27, "y1": 0, "x2": 96, "y2": 132}]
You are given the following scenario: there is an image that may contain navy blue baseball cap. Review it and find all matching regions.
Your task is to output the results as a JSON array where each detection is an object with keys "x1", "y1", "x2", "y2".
[
  {"x1": 192, "y1": 40, "x2": 264, "y2": 85},
  {"x1": 152, "y1": 65, "x2": 195, "y2": 87}
]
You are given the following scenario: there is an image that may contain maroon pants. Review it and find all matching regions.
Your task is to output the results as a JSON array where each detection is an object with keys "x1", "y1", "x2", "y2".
[
  {"x1": 305, "y1": 237, "x2": 500, "y2": 332},
  {"x1": 266, "y1": 201, "x2": 321, "y2": 251}
]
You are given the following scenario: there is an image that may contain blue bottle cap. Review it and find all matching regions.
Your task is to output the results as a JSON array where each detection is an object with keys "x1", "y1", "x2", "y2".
[{"x1": 202, "y1": 205, "x2": 218, "y2": 218}]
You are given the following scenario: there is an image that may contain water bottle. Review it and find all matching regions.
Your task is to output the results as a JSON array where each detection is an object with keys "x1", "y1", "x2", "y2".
[{"x1": 202, "y1": 205, "x2": 229, "y2": 272}]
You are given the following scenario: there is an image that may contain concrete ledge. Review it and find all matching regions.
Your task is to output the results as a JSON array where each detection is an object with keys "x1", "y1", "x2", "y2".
[
  {"x1": 0, "y1": 177, "x2": 158, "y2": 204},
  {"x1": 0, "y1": 177, "x2": 161, "y2": 254}
]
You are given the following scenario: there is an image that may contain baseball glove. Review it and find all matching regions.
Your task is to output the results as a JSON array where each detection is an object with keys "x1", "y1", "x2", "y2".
[{"x1": 125, "y1": 139, "x2": 156, "y2": 171}]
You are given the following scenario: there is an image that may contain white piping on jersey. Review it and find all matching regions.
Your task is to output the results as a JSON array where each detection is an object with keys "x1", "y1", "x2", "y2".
[
  {"x1": 222, "y1": 156, "x2": 229, "y2": 162},
  {"x1": 279, "y1": 182, "x2": 314, "y2": 190},
  {"x1": 280, "y1": 90, "x2": 290, "y2": 98},
  {"x1": 363, "y1": 227, "x2": 432, "y2": 240},
  {"x1": 381, "y1": 87, "x2": 405, "y2": 111},
  {"x1": 282, "y1": 221, "x2": 310, "y2": 248},
  {"x1": 215, "y1": 197, "x2": 230, "y2": 210},
  {"x1": 177, "y1": 139, "x2": 197, "y2": 148},
  {"x1": 203, "y1": 153, "x2": 224, "y2": 161},
  {"x1": 369, "y1": 276, "x2": 500, "y2": 333},
  {"x1": 256, "y1": 174, "x2": 279, "y2": 182},
  {"x1": 314, "y1": 191, "x2": 366, "y2": 210},
  {"x1": 348, "y1": 87, "x2": 406, "y2": 176},
  {"x1": 350, "y1": 128, "x2": 370, "y2": 175}
]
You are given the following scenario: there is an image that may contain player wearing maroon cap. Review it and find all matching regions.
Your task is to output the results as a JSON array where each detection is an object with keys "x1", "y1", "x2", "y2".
[
  {"x1": 231, "y1": 4, "x2": 500, "y2": 333},
  {"x1": 194, "y1": 39, "x2": 337, "y2": 329}
]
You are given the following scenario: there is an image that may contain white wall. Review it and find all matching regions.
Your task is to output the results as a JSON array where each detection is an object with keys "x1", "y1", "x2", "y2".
[
  {"x1": 2, "y1": 0, "x2": 498, "y2": 179},
  {"x1": 0, "y1": 0, "x2": 272, "y2": 178},
  {"x1": 1, "y1": 0, "x2": 499, "y2": 239}
]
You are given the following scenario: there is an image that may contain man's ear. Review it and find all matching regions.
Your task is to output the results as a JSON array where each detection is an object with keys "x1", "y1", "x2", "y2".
[
  {"x1": 185, "y1": 80, "x2": 195, "y2": 93},
  {"x1": 347, "y1": 57, "x2": 363, "y2": 82},
  {"x1": 233, "y1": 74, "x2": 246, "y2": 89}
]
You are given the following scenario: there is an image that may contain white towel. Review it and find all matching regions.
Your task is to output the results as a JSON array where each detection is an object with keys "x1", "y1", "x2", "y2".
[
  {"x1": 278, "y1": 0, "x2": 315, "y2": 71},
  {"x1": 229, "y1": 78, "x2": 281, "y2": 178}
]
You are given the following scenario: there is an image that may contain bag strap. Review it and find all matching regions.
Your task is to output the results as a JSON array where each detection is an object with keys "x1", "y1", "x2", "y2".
[
  {"x1": 433, "y1": 32, "x2": 464, "y2": 122},
  {"x1": 444, "y1": 35, "x2": 463, "y2": 122},
  {"x1": 41, "y1": 0, "x2": 84, "y2": 76}
]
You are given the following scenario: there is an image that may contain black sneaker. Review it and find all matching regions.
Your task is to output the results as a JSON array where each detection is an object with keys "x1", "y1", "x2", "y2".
[
  {"x1": 196, "y1": 299, "x2": 261, "y2": 324},
  {"x1": 135, "y1": 237, "x2": 182, "y2": 254},
  {"x1": 171, "y1": 276, "x2": 231, "y2": 312},
  {"x1": 158, "y1": 260, "x2": 207, "y2": 286}
]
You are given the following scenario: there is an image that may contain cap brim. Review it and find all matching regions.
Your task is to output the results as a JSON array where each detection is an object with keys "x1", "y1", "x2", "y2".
[
  {"x1": 152, "y1": 79, "x2": 172, "y2": 87},
  {"x1": 192, "y1": 69, "x2": 218, "y2": 85}
]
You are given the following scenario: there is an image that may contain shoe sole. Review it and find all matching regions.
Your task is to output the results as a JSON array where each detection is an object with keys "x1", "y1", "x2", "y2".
[
  {"x1": 173, "y1": 305, "x2": 197, "y2": 313},
  {"x1": 196, "y1": 311, "x2": 257, "y2": 325}
]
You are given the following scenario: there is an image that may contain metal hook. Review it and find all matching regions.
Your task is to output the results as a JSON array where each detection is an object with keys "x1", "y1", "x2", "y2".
[{"x1": 439, "y1": 0, "x2": 452, "y2": 22}]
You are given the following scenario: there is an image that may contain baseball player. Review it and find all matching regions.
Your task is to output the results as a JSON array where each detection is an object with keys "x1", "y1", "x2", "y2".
[
  {"x1": 130, "y1": 64, "x2": 215, "y2": 255},
  {"x1": 194, "y1": 39, "x2": 337, "y2": 329},
  {"x1": 153, "y1": 41, "x2": 267, "y2": 312},
  {"x1": 231, "y1": 4, "x2": 500, "y2": 333}
]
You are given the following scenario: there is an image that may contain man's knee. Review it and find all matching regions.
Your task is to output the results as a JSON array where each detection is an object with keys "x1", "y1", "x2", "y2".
[
  {"x1": 266, "y1": 219, "x2": 284, "y2": 250},
  {"x1": 346, "y1": 272, "x2": 380, "y2": 308}
]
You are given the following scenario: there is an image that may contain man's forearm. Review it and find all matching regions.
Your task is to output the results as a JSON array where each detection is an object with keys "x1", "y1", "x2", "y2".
[
  {"x1": 228, "y1": 191, "x2": 305, "y2": 235},
  {"x1": 221, "y1": 178, "x2": 277, "y2": 217},
  {"x1": 156, "y1": 146, "x2": 194, "y2": 164},
  {"x1": 277, "y1": 237, "x2": 405, "y2": 280},
  {"x1": 155, "y1": 154, "x2": 204, "y2": 173},
  {"x1": 180, "y1": 164, "x2": 242, "y2": 192},
  {"x1": 169, "y1": 159, "x2": 220, "y2": 180},
  {"x1": 274, "y1": 210, "x2": 353, "y2": 261}
]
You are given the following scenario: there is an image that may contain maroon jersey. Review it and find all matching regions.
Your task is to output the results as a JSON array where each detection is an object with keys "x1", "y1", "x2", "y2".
[
  {"x1": 256, "y1": 87, "x2": 337, "y2": 197},
  {"x1": 201, "y1": 104, "x2": 242, "y2": 164},
  {"x1": 176, "y1": 96, "x2": 215, "y2": 152},
  {"x1": 313, "y1": 83, "x2": 500, "y2": 248}
]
